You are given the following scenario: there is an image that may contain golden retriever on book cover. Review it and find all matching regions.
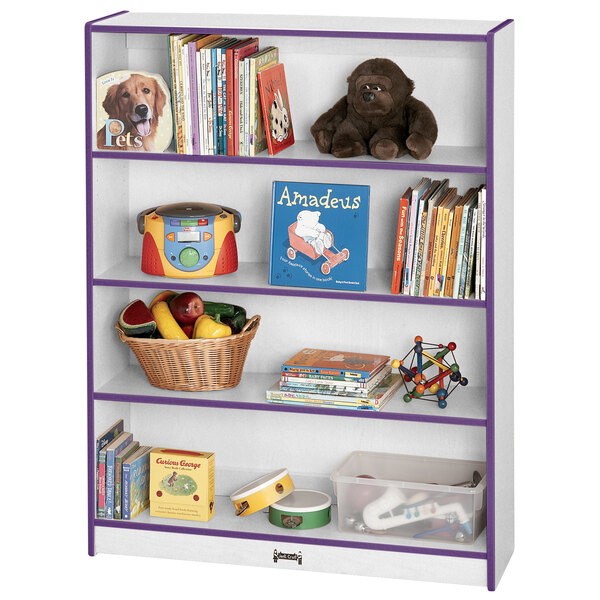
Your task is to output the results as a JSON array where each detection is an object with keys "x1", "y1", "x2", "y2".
[{"x1": 97, "y1": 72, "x2": 168, "y2": 152}]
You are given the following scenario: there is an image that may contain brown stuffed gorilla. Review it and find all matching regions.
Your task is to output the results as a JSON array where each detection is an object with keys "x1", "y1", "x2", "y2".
[{"x1": 310, "y1": 58, "x2": 438, "y2": 161}]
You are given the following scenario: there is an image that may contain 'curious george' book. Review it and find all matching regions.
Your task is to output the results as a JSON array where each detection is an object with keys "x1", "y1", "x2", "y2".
[{"x1": 257, "y1": 63, "x2": 294, "y2": 155}]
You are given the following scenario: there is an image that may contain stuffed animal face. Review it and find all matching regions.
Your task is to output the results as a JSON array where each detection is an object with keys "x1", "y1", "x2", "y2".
[
  {"x1": 270, "y1": 89, "x2": 290, "y2": 142},
  {"x1": 347, "y1": 58, "x2": 415, "y2": 119}
]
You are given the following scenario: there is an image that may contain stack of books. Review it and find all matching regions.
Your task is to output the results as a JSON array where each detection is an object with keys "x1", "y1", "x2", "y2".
[
  {"x1": 168, "y1": 33, "x2": 279, "y2": 156},
  {"x1": 95, "y1": 419, "x2": 152, "y2": 520},
  {"x1": 391, "y1": 178, "x2": 487, "y2": 300},
  {"x1": 266, "y1": 349, "x2": 402, "y2": 411}
]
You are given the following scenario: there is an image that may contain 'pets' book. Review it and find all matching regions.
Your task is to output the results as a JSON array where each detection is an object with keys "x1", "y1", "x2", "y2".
[{"x1": 269, "y1": 181, "x2": 370, "y2": 291}]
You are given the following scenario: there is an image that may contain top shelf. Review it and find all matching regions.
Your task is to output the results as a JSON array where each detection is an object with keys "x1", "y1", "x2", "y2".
[{"x1": 90, "y1": 12, "x2": 506, "y2": 41}]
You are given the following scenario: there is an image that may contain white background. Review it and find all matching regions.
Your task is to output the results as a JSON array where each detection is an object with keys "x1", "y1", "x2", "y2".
[{"x1": 1, "y1": 0, "x2": 598, "y2": 597}]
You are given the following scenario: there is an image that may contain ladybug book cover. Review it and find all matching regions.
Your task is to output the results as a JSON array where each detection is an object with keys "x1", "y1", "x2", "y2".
[
  {"x1": 269, "y1": 181, "x2": 370, "y2": 291},
  {"x1": 257, "y1": 63, "x2": 295, "y2": 155}
]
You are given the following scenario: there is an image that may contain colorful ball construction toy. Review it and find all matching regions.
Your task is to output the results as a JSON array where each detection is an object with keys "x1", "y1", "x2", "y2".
[{"x1": 391, "y1": 336, "x2": 468, "y2": 409}]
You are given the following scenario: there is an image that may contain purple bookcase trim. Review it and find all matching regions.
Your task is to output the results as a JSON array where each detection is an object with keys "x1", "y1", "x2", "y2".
[
  {"x1": 93, "y1": 277, "x2": 486, "y2": 308},
  {"x1": 485, "y1": 29, "x2": 496, "y2": 592},
  {"x1": 95, "y1": 518, "x2": 487, "y2": 560},
  {"x1": 95, "y1": 392, "x2": 487, "y2": 428},
  {"x1": 92, "y1": 150, "x2": 486, "y2": 175},
  {"x1": 90, "y1": 23, "x2": 487, "y2": 43}
]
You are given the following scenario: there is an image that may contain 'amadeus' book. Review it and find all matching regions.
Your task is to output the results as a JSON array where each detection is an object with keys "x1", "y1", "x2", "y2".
[{"x1": 269, "y1": 181, "x2": 370, "y2": 291}]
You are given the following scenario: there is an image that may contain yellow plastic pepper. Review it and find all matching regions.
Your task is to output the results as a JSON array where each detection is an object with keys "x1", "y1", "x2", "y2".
[{"x1": 192, "y1": 314, "x2": 232, "y2": 339}]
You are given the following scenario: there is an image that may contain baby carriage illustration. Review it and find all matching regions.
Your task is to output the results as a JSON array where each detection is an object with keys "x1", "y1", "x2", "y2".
[{"x1": 287, "y1": 222, "x2": 350, "y2": 275}]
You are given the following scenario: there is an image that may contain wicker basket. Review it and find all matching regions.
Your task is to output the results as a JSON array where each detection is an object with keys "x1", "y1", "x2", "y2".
[{"x1": 116, "y1": 315, "x2": 261, "y2": 392}]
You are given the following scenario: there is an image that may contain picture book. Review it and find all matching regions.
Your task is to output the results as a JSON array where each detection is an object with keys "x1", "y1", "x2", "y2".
[
  {"x1": 266, "y1": 397, "x2": 392, "y2": 411},
  {"x1": 280, "y1": 365, "x2": 392, "y2": 396},
  {"x1": 95, "y1": 419, "x2": 124, "y2": 518},
  {"x1": 269, "y1": 181, "x2": 370, "y2": 291},
  {"x1": 113, "y1": 442, "x2": 140, "y2": 520},
  {"x1": 233, "y1": 39, "x2": 259, "y2": 155},
  {"x1": 257, "y1": 63, "x2": 295, "y2": 155},
  {"x1": 122, "y1": 446, "x2": 152, "y2": 520},
  {"x1": 453, "y1": 188, "x2": 477, "y2": 298},
  {"x1": 429, "y1": 188, "x2": 457, "y2": 296},
  {"x1": 96, "y1": 70, "x2": 172, "y2": 153},
  {"x1": 267, "y1": 373, "x2": 402, "y2": 408},
  {"x1": 479, "y1": 186, "x2": 487, "y2": 300},
  {"x1": 464, "y1": 202, "x2": 479, "y2": 299},
  {"x1": 282, "y1": 348, "x2": 389, "y2": 379},
  {"x1": 438, "y1": 194, "x2": 462, "y2": 295},
  {"x1": 248, "y1": 47, "x2": 279, "y2": 156},
  {"x1": 391, "y1": 187, "x2": 411, "y2": 294},
  {"x1": 225, "y1": 38, "x2": 253, "y2": 155},
  {"x1": 105, "y1": 432, "x2": 133, "y2": 519},
  {"x1": 281, "y1": 365, "x2": 392, "y2": 389},
  {"x1": 403, "y1": 178, "x2": 431, "y2": 294},
  {"x1": 458, "y1": 195, "x2": 478, "y2": 299}
]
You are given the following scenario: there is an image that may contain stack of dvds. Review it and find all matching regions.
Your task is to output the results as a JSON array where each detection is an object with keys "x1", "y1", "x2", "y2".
[{"x1": 266, "y1": 349, "x2": 402, "y2": 411}]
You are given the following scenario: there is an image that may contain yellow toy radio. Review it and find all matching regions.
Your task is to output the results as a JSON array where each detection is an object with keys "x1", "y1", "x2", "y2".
[{"x1": 137, "y1": 202, "x2": 241, "y2": 278}]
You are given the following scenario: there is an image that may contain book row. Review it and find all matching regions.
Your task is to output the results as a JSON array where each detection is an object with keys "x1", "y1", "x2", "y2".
[
  {"x1": 391, "y1": 178, "x2": 487, "y2": 300},
  {"x1": 169, "y1": 33, "x2": 293, "y2": 156},
  {"x1": 266, "y1": 348, "x2": 402, "y2": 411}
]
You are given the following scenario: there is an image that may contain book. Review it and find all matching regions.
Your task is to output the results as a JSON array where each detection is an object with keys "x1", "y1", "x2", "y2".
[
  {"x1": 438, "y1": 194, "x2": 461, "y2": 296},
  {"x1": 177, "y1": 34, "x2": 200, "y2": 154},
  {"x1": 248, "y1": 47, "x2": 279, "y2": 156},
  {"x1": 443, "y1": 194, "x2": 467, "y2": 297},
  {"x1": 267, "y1": 373, "x2": 403, "y2": 408},
  {"x1": 464, "y1": 203, "x2": 479, "y2": 299},
  {"x1": 475, "y1": 186, "x2": 483, "y2": 299},
  {"x1": 266, "y1": 397, "x2": 392, "y2": 411},
  {"x1": 257, "y1": 63, "x2": 295, "y2": 155},
  {"x1": 281, "y1": 348, "x2": 389, "y2": 379},
  {"x1": 187, "y1": 37, "x2": 203, "y2": 155},
  {"x1": 409, "y1": 179, "x2": 437, "y2": 295},
  {"x1": 480, "y1": 186, "x2": 487, "y2": 300},
  {"x1": 452, "y1": 189, "x2": 477, "y2": 298},
  {"x1": 416, "y1": 180, "x2": 447, "y2": 296},
  {"x1": 280, "y1": 364, "x2": 392, "y2": 396},
  {"x1": 105, "y1": 432, "x2": 133, "y2": 519},
  {"x1": 113, "y1": 442, "x2": 140, "y2": 520},
  {"x1": 281, "y1": 364, "x2": 391, "y2": 389},
  {"x1": 225, "y1": 39, "x2": 253, "y2": 155},
  {"x1": 122, "y1": 446, "x2": 152, "y2": 520},
  {"x1": 458, "y1": 195, "x2": 478, "y2": 299},
  {"x1": 422, "y1": 186, "x2": 448, "y2": 296},
  {"x1": 216, "y1": 39, "x2": 240, "y2": 154},
  {"x1": 391, "y1": 187, "x2": 411, "y2": 294},
  {"x1": 430, "y1": 188, "x2": 457, "y2": 296},
  {"x1": 95, "y1": 419, "x2": 124, "y2": 518},
  {"x1": 169, "y1": 34, "x2": 187, "y2": 153},
  {"x1": 201, "y1": 39, "x2": 223, "y2": 155},
  {"x1": 403, "y1": 178, "x2": 431, "y2": 294},
  {"x1": 232, "y1": 39, "x2": 259, "y2": 156},
  {"x1": 269, "y1": 181, "x2": 370, "y2": 291}
]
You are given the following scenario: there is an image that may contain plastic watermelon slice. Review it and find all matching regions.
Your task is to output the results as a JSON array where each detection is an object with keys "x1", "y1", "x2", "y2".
[{"x1": 118, "y1": 299, "x2": 157, "y2": 337}]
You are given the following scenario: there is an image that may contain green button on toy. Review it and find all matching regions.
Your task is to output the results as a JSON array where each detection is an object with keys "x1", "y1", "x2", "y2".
[{"x1": 179, "y1": 247, "x2": 200, "y2": 267}]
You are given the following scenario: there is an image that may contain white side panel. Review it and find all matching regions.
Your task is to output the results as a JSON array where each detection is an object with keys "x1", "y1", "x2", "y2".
[
  {"x1": 492, "y1": 22, "x2": 515, "y2": 588},
  {"x1": 95, "y1": 526, "x2": 487, "y2": 586}
]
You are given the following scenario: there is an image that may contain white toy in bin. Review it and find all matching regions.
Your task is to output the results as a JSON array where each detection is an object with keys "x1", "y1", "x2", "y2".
[{"x1": 330, "y1": 451, "x2": 487, "y2": 544}]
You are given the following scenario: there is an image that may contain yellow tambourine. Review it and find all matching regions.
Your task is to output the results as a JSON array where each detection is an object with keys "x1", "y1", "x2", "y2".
[{"x1": 230, "y1": 469, "x2": 295, "y2": 516}]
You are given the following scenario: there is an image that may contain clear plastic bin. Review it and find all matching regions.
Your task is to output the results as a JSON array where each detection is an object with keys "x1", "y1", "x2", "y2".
[{"x1": 330, "y1": 451, "x2": 486, "y2": 544}]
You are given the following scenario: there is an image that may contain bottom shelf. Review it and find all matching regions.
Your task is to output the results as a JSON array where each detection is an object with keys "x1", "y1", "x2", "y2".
[
  {"x1": 94, "y1": 497, "x2": 487, "y2": 586},
  {"x1": 95, "y1": 495, "x2": 486, "y2": 559}
]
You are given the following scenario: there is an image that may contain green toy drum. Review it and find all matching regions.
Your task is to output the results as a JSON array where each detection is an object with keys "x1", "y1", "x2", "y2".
[{"x1": 268, "y1": 489, "x2": 332, "y2": 530}]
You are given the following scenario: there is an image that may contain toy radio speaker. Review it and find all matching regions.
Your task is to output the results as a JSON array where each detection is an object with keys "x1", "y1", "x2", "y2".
[{"x1": 137, "y1": 202, "x2": 241, "y2": 278}]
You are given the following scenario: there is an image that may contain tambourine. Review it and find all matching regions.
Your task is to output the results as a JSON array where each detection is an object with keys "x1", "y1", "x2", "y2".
[
  {"x1": 230, "y1": 468, "x2": 295, "y2": 516},
  {"x1": 269, "y1": 489, "x2": 332, "y2": 530}
]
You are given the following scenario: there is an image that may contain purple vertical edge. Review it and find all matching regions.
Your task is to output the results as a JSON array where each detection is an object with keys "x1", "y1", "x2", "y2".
[
  {"x1": 85, "y1": 9, "x2": 129, "y2": 559},
  {"x1": 485, "y1": 18, "x2": 513, "y2": 592}
]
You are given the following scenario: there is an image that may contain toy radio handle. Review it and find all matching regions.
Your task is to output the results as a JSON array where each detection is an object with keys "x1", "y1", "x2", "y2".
[
  {"x1": 221, "y1": 206, "x2": 242, "y2": 233},
  {"x1": 137, "y1": 207, "x2": 158, "y2": 234}
]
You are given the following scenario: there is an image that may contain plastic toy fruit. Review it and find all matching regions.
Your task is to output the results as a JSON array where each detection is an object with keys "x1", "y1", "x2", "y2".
[
  {"x1": 151, "y1": 301, "x2": 189, "y2": 340},
  {"x1": 192, "y1": 315, "x2": 232, "y2": 339},
  {"x1": 118, "y1": 299, "x2": 156, "y2": 337},
  {"x1": 149, "y1": 290, "x2": 177, "y2": 310},
  {"x1": 169, "y1": 292, "x2": 204, "y2": 325}
]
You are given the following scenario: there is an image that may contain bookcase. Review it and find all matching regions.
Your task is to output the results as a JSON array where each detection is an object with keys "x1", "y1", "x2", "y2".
[{"x1": 86, "y1": 11, "x2": 514, "y2": 590}]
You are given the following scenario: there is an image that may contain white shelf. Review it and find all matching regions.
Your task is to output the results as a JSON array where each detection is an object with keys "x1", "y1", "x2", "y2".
[
  {"x1": 93, "y1": 141, "x2": 486, "y2": 173},
  {"x1": 94, "y1": 258, "x2": 484, "y2": 307},
  {"x1": 95, "y1": 365, "x2": 486, "y2": 425},
  {"x1": 96, "y1": 495, "x2": 487, "y2": 557}
]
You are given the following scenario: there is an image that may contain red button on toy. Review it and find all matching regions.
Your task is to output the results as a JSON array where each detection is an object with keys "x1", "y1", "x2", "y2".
[{"x1": 198, "y1": 219, "x2": 208, "y2": 226}]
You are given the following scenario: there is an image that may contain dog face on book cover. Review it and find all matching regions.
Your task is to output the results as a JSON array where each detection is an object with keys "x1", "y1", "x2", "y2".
[{"x1": 97, "y1": 73, "x2": 167, "y2": 151}]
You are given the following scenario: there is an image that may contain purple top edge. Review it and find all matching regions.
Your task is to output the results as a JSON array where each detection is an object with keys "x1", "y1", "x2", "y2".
[
  {"x1": 85, "y1": 10, "x2": 129, "y2": 29},
  {"x1": 89, "y1": 24, "x2": 487, "y2": 43},
  {"x1": 487, "y1": 19, "x2": 514, "y2": 35}
]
